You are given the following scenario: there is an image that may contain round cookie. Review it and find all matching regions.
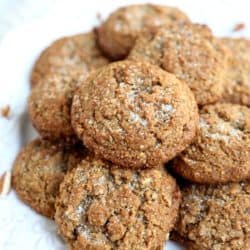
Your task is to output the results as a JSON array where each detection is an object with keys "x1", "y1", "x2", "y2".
[
  {"x1": 128, "y1": 23, "x2": 228, "y2": 105},
  {"x1": 71, "y1": 60, "x2": 198, "y2": 169},
  {"x1": 29, "y1": 71, "x2": 82, "y2": 144},
  {"x1": 221, "y1": 38, "x2": 250, "y2": 106},
  {"x1": 173, "y1": 181, "x2": 250, "y2": 250},
  {"x1": 97, "y1": 4, "x2": 190, "y2": 60},
  {"x1": 55, "y1": 155, "x2": 181, "y2": 250},
  {"x1": 31, "y1": 32, "x2": 109, "y2": 87},
  {"x1": 173, "y1": 103, "x2": 250, "y2": 184},
  {"x1": 12, "y1": 139, "x2": 85, "y2": 218}
]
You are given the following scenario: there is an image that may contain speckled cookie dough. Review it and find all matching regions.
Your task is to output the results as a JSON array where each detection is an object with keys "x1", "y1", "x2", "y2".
[
  {"x1": 29, "y1": 72, "x2": 82, "y2": 144},
  {"x1": 221, "y1": 38, "x2": 250, "y2": 106},
  {"x1": 173, "y1": 103, "x2": 250, "y2": 184},
  {"x1": 55, "y1": 155, "x2": 181, "y2": 250},
  {"x1": 30, "y1": 32, "x2": 109, "y2": 86},
  {"x1": 12, "y1": 139, "x2": 86, "y2": 218},
  {"x1": 97, "y1": 4, "x2": 190, "y2": 60},
  {"x1": 71, "y1": 60, "x2": 198, "y2": 169},
  {"x1": 172, "y1": 181, "x2": 250, "y2": 250},
  {"x1": 128, "y1": 23, "x2": 228, "y2": 105}
]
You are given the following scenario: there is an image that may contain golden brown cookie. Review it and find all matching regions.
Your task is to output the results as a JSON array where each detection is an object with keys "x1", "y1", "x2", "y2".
[
  {"x1": 173, "y1": 103, "x2": 250, "y2": 184},
  {"x1": 221, "y1": 38, "x2": 250, "y2": 106},
  {"x1": 29, "y1": 72, "x2": 82, "y2": 144},
  {"x1": 12, "y1": 139, "x2": 85, "y2": 218},
  {"x1": 172, "y1": 181, "x2": 250, "y2": 250},
  {"x1": 128, "y1": 23, "x2": 228, "y2": 105},
  {"x1": 55, "y1": 155, "x2": 181, "y2": 250},
  {"x1": 97, "y1": 4, "x2": 190, "y2": 60},
  {"x1": 71, "y1": 60, "x2": 198, "y2": 169},
  {"x1": 30, "y1": 32, "x2": 109, "y2": 87}
]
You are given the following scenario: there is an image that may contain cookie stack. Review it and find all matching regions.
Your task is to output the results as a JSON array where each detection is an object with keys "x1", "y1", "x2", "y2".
[{"x1": 12, "y1": 4, "x2": 250, "y2": 250}]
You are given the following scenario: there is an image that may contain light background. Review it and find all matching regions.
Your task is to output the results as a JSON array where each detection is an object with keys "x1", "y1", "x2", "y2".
[{"x1": 0, "y1": 0, "x2": 249, "y2": 249}]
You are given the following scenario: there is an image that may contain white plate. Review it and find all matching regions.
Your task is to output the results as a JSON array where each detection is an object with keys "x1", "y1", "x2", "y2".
[{"x1": 0, "y1": 0, "x2": 249, "y2": 249}]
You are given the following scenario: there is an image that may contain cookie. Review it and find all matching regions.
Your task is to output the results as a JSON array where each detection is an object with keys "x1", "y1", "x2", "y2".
[
  {"x1": 29, "y1": 71, "x2": 82, "y2": 144},
  {"x1": 97, "y1": 4, "x2": 190, "y2": 60},
  {"x1": 173, "y1": 103, "x2": 250, "y2": 184},
  {"x1": 172, "y1": 181, "x2": 250, "y2": 250},
  {"x1": 30, "y1": 32, "x2": 109, "y2": 86},
  {"x1": 12, "y1": 139, "x2": 85, "y2": 218},
  {"x1": 221, "y1": 38, "x2": 250, "y2": 106},
  {"x1": 55, "y1": 155, "x2": 181, "y2": 250},
  {"x1": 71, "y1": 60, "x2": 198, "y2": 169},
  {"x1": 128, "y1": 23, "x2": 228, "y2": 105}
]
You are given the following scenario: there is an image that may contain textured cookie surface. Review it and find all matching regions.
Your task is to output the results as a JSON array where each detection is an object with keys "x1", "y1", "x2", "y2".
[
  {"x1": 12, "y1": 139, "x2": 85, "y2": 218},
  {"x1": 55, "y1": 156, "x2": 181, "y2": 250},
  {"x1": 97, "y1": 4, "x2": 189, "y2": 60},
  {"x1": 128, "y1": 23, "x2": 228, "y2": 105},
  {"x1": 31, "y1": 32, "x2": 109, "y2": 86},
  {"x1": 29, "y1": 72, "x2": 82, "y2": 143},
  {"x1": 173, "y1": 103, "x2": 250, "y2": 183},
  {"x1": 173, "y1": 182, "x2": 250, "y2": 250},
  {"x1": 71, "y1": 60, "x2": 198, "y2": 168},
  {"x1": 221, "y1": 38, "x2": 250, "y2": 106}
]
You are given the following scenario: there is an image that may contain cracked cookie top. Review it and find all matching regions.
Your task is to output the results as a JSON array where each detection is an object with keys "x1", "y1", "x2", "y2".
[
  {"x1": 97, "y1": 4, "x2": 190, "y2": 60},
  {"x1": 30, "y1": 32, "x2": 109, "y2": 87},
  {"x1": 221, "y1": 38, "x2": 250, "y2": 107},
  {"x1": 173, "y1": 103, "x2": 250, "y2": 183},
  {"x1": 55, "y1": 155, "x2": 181, "y2": 250},
  {"x1": 12, "y1": 139, "x2": 86, "y2": 218},
  {"x1": 128, "y1": 23, "x2": 228, "y2": 105},
  {"x1": 172, "y1": 181, "x2": 250, "y2": 250},
  {"x1": 12, "y1": 139, "x2": 70, "y2": 218},
  {"x1": 71, "y1": 60, "x2": 198, "y2": 168},
  {"x1": 29, "y1": 71, "x2": 83, "y2": 144}
]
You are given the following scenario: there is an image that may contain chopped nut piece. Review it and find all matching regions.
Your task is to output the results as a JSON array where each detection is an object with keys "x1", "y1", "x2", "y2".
[
  {"x1": 233, "y1": 23, "x2": 245, "y2": 32},
  {"x1": 0, "y1": 171, "x2": 11, "y2": 196}
]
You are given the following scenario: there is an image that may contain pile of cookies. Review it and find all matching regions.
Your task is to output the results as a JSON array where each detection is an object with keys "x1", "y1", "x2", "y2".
[{"x1": 11, "y1": 4, "x2": 250, "y2": 250}]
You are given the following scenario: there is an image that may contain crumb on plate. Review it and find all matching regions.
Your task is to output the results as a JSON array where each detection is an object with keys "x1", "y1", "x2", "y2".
[
  {"x1": 233, "y1": 23, "x2": 245, "y2": 32},
  {"x1": 1, "y1": 105, "x2": 10, "y2": 118}
]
